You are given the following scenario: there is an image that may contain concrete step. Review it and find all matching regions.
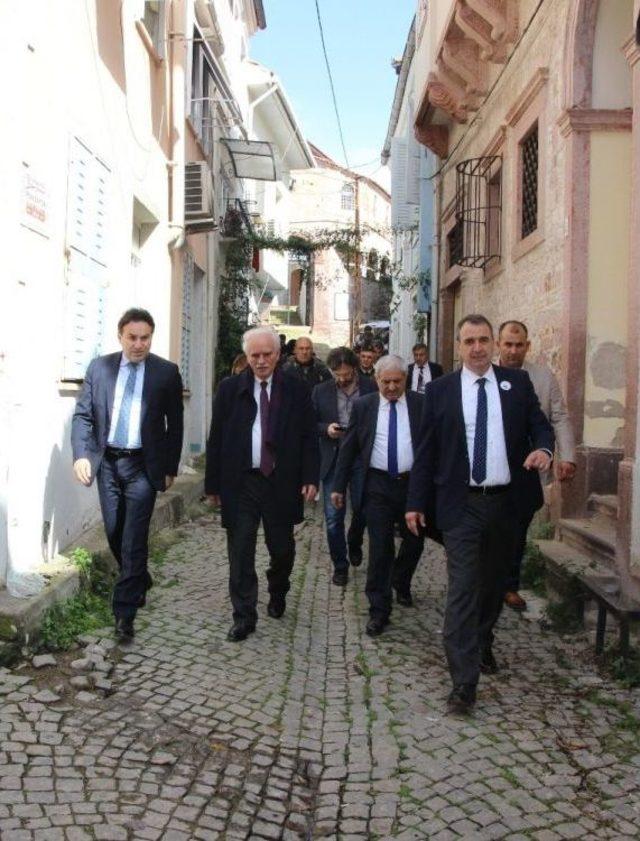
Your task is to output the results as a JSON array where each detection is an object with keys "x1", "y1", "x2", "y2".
[
  {"x1": 557, "y1": 517, "x2": 616, "y2": 568},
  {"x1": 268, "y1": 306, "x2": 302, "y2": 326},
  {"x1": 587, "y1": 493, "x2": 619, "y2": 522},
  {"x1": 534, "y1": 538, "x2": 618, "y2": 601}
]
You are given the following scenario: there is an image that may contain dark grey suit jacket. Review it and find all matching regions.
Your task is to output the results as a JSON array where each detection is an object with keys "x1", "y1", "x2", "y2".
[
  {"x1": 71, "y1": 352, "x2": 184, "y2": 491},
  {"x1": 332, "y1": 391, "x2": 424, "y2": 499},
  {"x1": 311, "y1": 375, "x2": 377, "y2": 480}
]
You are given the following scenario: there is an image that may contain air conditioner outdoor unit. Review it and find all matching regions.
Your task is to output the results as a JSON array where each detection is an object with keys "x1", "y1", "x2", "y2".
[{"x1": 185, "y1": 162, "x2": 214, "y2": 222}]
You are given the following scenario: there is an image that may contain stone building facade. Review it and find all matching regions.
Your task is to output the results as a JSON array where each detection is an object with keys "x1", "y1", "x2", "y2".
[{"x1": 412, "y1": 0, "x2": 640, "y2": 598}]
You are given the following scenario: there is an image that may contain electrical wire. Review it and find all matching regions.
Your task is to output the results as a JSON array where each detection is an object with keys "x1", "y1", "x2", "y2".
[{"x1": 313, "y1": 0, "x2": 351, "y2": 169}]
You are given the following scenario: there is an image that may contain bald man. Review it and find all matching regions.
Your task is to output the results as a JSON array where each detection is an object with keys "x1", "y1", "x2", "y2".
[{"x1": 283, "y1": 337, "x2": 332, "y2": 391}]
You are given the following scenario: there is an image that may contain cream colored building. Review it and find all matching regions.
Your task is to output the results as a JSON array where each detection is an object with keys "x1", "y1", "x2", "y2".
[
  {"x1": 0, "y1": 0, "x2": 282, "y2": 594},
  {"x1": 289, "y1": 145, "x2": 392, "y2": 348},
  {"x1": 412, "y1": 0, "x2": 640, "y2": 598}
]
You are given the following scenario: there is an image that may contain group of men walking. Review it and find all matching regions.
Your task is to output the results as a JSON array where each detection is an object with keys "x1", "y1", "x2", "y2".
[{"x1": 71, "y1": 308, "x2": 574, "y2": 715}]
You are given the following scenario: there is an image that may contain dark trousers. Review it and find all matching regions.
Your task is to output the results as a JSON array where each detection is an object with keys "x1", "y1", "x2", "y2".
[
  {"x1": 322, "y1": 460, "x2": 365, "y2": 572},
  {"x1": 506, "y1": 509, "x2": 535, "y2": 591},
  {"x1": 442, "y1": 490, "x2": 515, "y2": 688},
  {"x1": 365, "y1": 469, "x2": 425, "y2": 621},
  {"x1": 97, "y1": 452, "x2": 157, "y2": 621},
  {"x1": 226, "y1": 471, "x2": 296, "y2": 625}
]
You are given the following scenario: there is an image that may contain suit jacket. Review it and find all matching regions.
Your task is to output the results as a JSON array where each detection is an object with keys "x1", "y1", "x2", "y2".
[
  {"x1": 312, "y1": 375, "x2": 377, "y2": 480},
  {"x1": 333, "y1": 391, "x2": 424, "y2": 502},
  {"x1": 406, "y1": 365, "x2": 555, "y2": 532},
  {"x1": 523, "y1": 361, "x2": 575, "y2": 463},
  {"x1": 205, "y1": 368, "x2": 320, "y2": 529},
  {"x1": 71, "y1": 352, "x2": 184, "y2": 492},
  {"x1": 406, "y1": 361, "x2": 444, "y2": 391}
]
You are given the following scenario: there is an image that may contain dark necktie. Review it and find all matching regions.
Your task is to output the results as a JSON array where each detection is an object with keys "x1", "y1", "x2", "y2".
[
  {"x1": 472, "y1": 377, "x2": 487, "y2": 484},
  {"x1": 417, "y1": 366, "x2": 424, "y2": 393},
  {"x1": 112, "y1": 362, "x2": 138, "y2": 447},
  {"x1": 259, "y1": 381, "x2": 274, "y2": 476},
  {"x1": 388, "y1": 400, "x2": 398, "y2": 478}
]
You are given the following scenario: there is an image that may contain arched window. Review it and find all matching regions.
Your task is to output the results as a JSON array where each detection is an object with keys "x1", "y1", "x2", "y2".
[{"x1": 341, "y1": 182, "x2": 355, "y2": 211}]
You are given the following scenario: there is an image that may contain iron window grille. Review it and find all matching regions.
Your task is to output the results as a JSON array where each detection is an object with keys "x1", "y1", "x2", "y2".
[
  {"x1": 520, "y1": 125, "x2": 538, "y2": 239},
  {"x1": 454, "y1": 155, "x2": 502, "y2": 269}
]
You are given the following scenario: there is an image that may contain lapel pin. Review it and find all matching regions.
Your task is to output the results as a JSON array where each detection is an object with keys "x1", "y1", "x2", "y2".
[{"x1": 500, "y1": 381, "x2": 511, "y2": 391}]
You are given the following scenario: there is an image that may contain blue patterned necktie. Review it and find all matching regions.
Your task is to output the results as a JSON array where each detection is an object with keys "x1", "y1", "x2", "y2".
[
  {"x1": 472, "y1": 377, "x2": 487, "y2": 484},
  {"x1": 388, "y1": 400, "x2": 398, "y2": 478},
  {"x1": 112, "y1": 362, "x2": 139, "y2": 447}
]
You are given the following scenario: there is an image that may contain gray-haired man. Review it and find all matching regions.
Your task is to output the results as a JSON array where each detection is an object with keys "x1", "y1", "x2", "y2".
[{"x1": 332, "y1": 355, "x2": 426, "y2": 636}]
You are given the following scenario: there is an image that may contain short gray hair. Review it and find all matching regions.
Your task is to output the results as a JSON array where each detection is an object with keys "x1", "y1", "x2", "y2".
[
  {"x1": 242, "y1": 326, "x2": 280, "y2": 354},
  {"x1": 375, "y1": 354, "x2": 407, "y2": 376}
]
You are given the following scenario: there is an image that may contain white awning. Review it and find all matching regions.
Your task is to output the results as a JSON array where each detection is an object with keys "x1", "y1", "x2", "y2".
[{"x1": 221, "y1": 139, "x2": 279, "y2": 181}]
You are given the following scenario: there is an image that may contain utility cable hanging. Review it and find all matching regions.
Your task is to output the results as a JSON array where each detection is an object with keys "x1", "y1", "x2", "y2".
[{"x1": 313, "y1": 0, "x2": 350, "y2": 169}]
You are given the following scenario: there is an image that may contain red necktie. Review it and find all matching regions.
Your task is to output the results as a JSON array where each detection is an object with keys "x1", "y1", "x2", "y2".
[{"x1": 260, "y1": 381, "x2": 274, "y2": 476}]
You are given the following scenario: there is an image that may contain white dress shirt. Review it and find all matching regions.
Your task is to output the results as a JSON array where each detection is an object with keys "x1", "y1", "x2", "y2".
[
  {"x1": 252, "y1": 376, "x2": 273, "y2": 469},
  {"x1": 107, "y1": 355, "x2": 145, "y2": 449},
  {"x1": 461, "y1": 365, "x2": 511, "y2": 486},
  {"x1": 411, "y1": 363, "x2": 432, "y2": 392},
  {"x1": 370, "y1": 394, "x2": 414, "y2": 474}
]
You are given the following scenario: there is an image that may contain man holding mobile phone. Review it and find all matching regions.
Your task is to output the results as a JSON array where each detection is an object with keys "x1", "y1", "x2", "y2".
[{"x1": 312, "y1": 347, "x2": 377, "y2": 586}]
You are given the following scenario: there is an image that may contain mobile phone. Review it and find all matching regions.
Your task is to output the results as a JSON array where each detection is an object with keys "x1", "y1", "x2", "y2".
[{"x1": 335, "y1": 424, "x2": 346, "y2": 431}]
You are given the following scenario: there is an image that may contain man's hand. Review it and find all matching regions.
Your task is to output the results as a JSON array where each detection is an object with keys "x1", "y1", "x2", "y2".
[
  {"x1": 301, "y1": 484, "x2": 317, "y2": 502},
  {"x1": 524, "y1": 449, "x2": 552, "y2": 472},
  {"x1": 331, "y1": 492, "x2": 344, "y2": 509},
  {"x1": 165, "y1": 476, "x2": 175, "y2": 490},
  {"x1": 73, "y1": 458, "x2": 92, "y2": 487},
  {"x1": 205, "y1": 494, "x2": 220, "y2": 507},
  {"x1": 555, "y1": 461, "x2": 576, "y2": 482},
  {"x1": 327, "y1": 422, "x2": 344, "y2": 440},
  {"x1": 405, "y1": 511, "x2": 426, "y2": 537}
]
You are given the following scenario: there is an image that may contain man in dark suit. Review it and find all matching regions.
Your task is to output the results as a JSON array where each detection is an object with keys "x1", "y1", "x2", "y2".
[
  {"x1": 312, "y1": 347, "x2": 377, "y2": 586},
  {"x1": 205, "y1": 326, "x2": 319, "y2": 642},
  {"x1": 406, "y1": 314, "x2": 554, "y2": 714},
  {"x1": 71, "y1": 308, "x2": 184, "y2": 642},
  {"x1": 332, "y1": 354, "x2": 426, "y2": 636},
  {"x1": 406, "y1": 342, "x2": 443, "y2": 393}
]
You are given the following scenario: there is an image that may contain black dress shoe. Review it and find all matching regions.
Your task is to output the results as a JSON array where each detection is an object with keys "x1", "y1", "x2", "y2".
[
  {"x1": 115, "y1": 617, "x2": 135, "y2": 643},
  {"x1": 447, "y1": 685, "x2": 476, "y2": 715},
  {"x1": 227, "y1": 622, "x2": 255, "y2": 642},
  {"x1": 480, "y1": 648, "x2": 500, "y2": 675},
  {"x1": 365, "y1": 617, "x2": 388, "y2": 637},
  {"x1": 267, "y1": 599, "x2": 286, "y2": 619},
  {"x1": 332, "y1": 569, "x2": 348, "y2": 586},
  {"x1": 348, "y1": 545, "x2": 363, "y2": 567},
  {"x1": 396, "y1": 591, "x2": 414, "y2": 607},
  {"x1": 138, "y1": 571, "x2": 154, "y2": 608}
]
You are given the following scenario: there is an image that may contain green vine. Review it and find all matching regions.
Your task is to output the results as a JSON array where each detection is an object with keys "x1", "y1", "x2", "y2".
[{"x1": 216, "y1": 223, "x2": 392, "y2": 382}]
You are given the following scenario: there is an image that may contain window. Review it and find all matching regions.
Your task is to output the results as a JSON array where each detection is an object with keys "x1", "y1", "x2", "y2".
[
  {"x1": 486, "y1": 164, "x2": 502, "y2": 264},
  {"x1": 341, "y1": 182, "x2": 355, "y2": 211},
  {"x1": 62, "y1": 137, "x2": 111, "y2": 381},
  {"x1": 190, "y1": 33, "x2": 214, "y2": 154},
  {"x1": 520, "y1": 124, "x2": 538, "y2": 239},
  {"x1": 141, "y1": 1, "x2": 165, "y2": 59},
  {"x1": 447, "y1": 219, "x2": 463, "y2": 269}
]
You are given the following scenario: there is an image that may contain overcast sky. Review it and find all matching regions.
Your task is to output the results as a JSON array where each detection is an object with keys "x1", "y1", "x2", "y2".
[{"x1": 251, "y1": 0, "x2": 416, "y2": 189}]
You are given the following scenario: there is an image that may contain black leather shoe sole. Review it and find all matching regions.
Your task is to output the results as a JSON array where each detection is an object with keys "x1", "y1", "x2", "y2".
[
  {"x1": 365, "y1": 617, "x2": 388, "y2": 637},
  {"x1": 447, "y1": 687, "x2": 476, "y2": 715},
  {"x1": 348, "y1": 547, "x2": 363, "y2": 567},
  {"x1": 115, "y1": 620, "x2": 135, "y2": 643},
  {"x1": 227, "y1": 624, "x2": 256, "y2": 642},
  {"x1": 267, "y1": 601, "x2": 285, "y2": 619}
]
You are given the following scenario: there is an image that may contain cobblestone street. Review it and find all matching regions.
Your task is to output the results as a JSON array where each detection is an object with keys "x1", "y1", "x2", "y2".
[{"x1": 1, "y1": 505, "x2": 639, "y2": 840}]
